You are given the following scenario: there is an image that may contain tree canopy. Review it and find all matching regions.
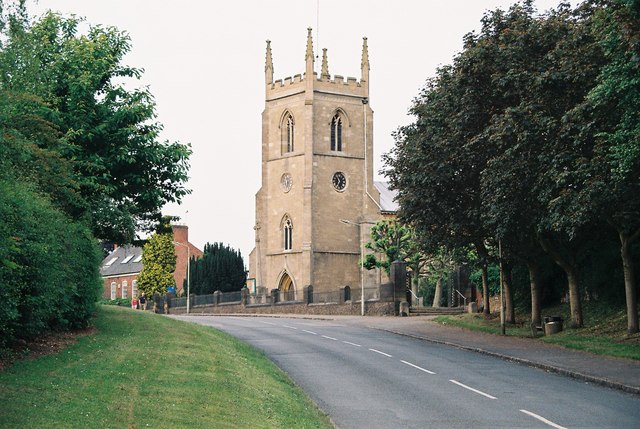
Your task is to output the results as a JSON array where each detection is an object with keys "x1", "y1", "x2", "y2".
[
  {"x1": 188, "y1": 243, "x2": 247, "y2": 295},
  {"x1": 0, "y1": 6, "x2": 191, "y2": 243},
  {"x1": 384, "y1": 0, "x2": 640, "y2": 332},
  {"x1": 0, "y1": 1, "x2": 192, "y2": 351}
]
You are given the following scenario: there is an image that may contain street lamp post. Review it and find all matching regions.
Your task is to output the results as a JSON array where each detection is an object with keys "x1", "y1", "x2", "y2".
[
  {"x1": 340, "y1": 219, "x2": 365, "y2": 316},
  {"x1": 173, "y1": 241, "x2": 190, "y2": 314}
]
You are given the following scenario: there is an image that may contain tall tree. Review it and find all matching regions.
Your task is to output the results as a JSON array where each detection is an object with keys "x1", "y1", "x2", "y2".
[
  {"x1": 0, "y1": 9, "x2": 191, "y2": 243},
  {"x1": 188, "y1": 243, "x2": 246, "y2": 295},
  {"x1": 559, "y1": 0, "x2": 640, "y2": 332},
  {"x1": 137, "y1": 233, "x2": 176, "y2": 297}
]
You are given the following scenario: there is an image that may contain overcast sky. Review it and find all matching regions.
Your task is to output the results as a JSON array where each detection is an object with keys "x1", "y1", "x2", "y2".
[{"x1": 31, "y1": 0, "x2": 564, "y2": 262}]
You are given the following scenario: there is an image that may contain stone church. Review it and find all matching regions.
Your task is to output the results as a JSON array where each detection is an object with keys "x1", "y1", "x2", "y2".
[{"x1": 248, "y1": 29, "x2": 397, "y2": 300}]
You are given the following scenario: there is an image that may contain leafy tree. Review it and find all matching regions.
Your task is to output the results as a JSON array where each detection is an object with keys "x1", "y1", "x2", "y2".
[
  {"x1": 363, "y1": 220, "x2": 436, "y2": 305},
  {"x1": 563, "y1": 0, "x2": 640, "y2": 333},
  {"x1": 0, "y1": 8, "x2": 191, "y2": 243},
  {"x1": 188, "y1": 243, "x2": 246, "y2": 294},
  {"x1": 137, "y1": 233, "x2": 176, "y2": 297}
]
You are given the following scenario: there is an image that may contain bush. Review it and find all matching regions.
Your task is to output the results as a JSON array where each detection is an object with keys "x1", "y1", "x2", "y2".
[
  {"x1": 98, "y1": 298, "x2": 133, "y2": 307},
  {"x1": 0, "y1": 179, "x2": 102, "y2": 350}
]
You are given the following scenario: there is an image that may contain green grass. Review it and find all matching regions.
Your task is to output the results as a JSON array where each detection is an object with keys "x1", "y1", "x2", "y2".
[
  {"x1": 0, "y1": 306, "x2": 334, "y2": 429},
  {"x1": 433, "y1": 301, "x2": 640, "y2": 360}
]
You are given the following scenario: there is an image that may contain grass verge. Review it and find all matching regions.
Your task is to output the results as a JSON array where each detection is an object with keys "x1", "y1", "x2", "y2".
[
  {"x1": 0, "y1": 306, "x2": 334, "y2": 429},
  {"x1": 433, "y1": 301, "x2": 640, "y2": 360}
]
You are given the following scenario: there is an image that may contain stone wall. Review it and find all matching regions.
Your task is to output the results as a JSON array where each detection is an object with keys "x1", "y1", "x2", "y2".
[{"x1": 168, "y1": 300, "x2": 395, "y2": 317}]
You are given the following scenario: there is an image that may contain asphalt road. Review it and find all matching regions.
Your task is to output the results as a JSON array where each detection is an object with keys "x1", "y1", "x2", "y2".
[{"x1": 172, "y1": 315, "x2": 640, "y2": 429}]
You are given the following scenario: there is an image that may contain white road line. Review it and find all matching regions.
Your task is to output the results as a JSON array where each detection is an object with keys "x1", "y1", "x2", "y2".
[
  {"x1": 302, "y1": 330, "x2": 318, "y2": 335},
  {"x1": 260, "y1": 321, "x2": 276, "y2": 325},
  {"x1": 449, "y1": 380, "x2": 496, "y2": 399},
  {"x1": 322, "y1": 335, "x2": 338, "y2": 341},
  {"x1": 283, "y1": 325, "x2": 298, "y2": 330},
  {"x1": 342, "y1": 341, "x2": 362, "y2": 347},
  {"x1": 520, "y1": 410, "x2": 567, "y2": 429},
  {"x1": 400, "y1": 360, "x2": 435, "y2": 375},
  {"x1": 369, "y1": 348, "x2": 392, "y2": 357}
]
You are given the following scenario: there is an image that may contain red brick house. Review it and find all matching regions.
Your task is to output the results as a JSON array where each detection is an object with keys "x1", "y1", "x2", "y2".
[{"x1": 100, "y1": 224, "x2": 203, "y2": 299}]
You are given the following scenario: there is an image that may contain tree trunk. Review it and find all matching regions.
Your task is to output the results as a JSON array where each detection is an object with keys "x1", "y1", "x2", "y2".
[
  {"x1": 432, "y1": 277, "x2": 443, "y2": 308},
  {"x1": 539, "y1": 236, "x2": 583, "y2": 328},
  {"x1": 566, "y1": 268, "x2": 583, "y2": 328},
  {"x1": 527, "y1": 262, "x2": 542, "y2": 328},
  {"x1": 620, "y1": 230, "x2": 639, "y2": 334},
  {"x1": 502, "y1": 263, "x2": 515, "y2": 324},
  {"x1": 412, "y1": 275, "x2": 420, "y2": 307},
  {"x1": 481, "y1": 264, "x2": 490, "y2": 316}
]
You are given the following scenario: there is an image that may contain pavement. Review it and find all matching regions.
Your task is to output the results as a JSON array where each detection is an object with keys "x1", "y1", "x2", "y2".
[{"x1": 215, "y1": 313, "x2": 640, "y2": 396}]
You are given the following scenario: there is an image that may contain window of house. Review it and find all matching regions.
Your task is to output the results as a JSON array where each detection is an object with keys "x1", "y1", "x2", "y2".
[
  {"x1": 344, "y1": 285, "x2": 351, "y2": 301},
  {"x1": 122, "y1": 280, "x2": 128, "y2": 299},
  {"x1": 105, "y1": 257, "x2": 118, "y2": 266},
  {"x1": 283, "y1": 217, "x2": 293, "y2": 251},
  {"x1": 282, "y1": 113, "x2": 294, "y2": 154},
  {"x1": 330, "y1": 113, "x2": 343, "y2": 151},
  {"x1": 133, "y1": 254, "x2": 142, "y2": 263},
  {"x1": 132, "y1": 280, "x2": 137, "y2": 298},
  {"x1": 111, "y1": 282, "x2": 116, "y2": 300},
  {"x1": 121, "y1": 255, "x2": 134, "y2": 264}
]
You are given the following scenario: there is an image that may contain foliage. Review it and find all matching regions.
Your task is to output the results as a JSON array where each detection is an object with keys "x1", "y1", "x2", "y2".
[
  {"x1": 97, "y1": 298, "x2": 134, "y2": 306},
  {"x1": 0, "y1": 1, "x2": 194, "y2": 353},
  {"x1": 136, "y1": 233, "x2": 176, "y2": 297},
  {"x1": 470, "y1": 265, "x2": 500, "y2": 297},
  {"x1": 0, "y1": 8, "x2": 191, "y2": 243},
  {"x1": 383, "y1": 0, "x2": 639, "y2": 331},
  {"x1": 0, "y1": 306, "x2": 334, "y2": 428},
  {"x1": 189, "y1": 242, "x2": 246, "y2": 294},
  {"x1": 363, "y1": 220, "x2": 414, "y2": 274},
  {"x1": 0, "y1": 178, "x2": 102, "y2": 350}
]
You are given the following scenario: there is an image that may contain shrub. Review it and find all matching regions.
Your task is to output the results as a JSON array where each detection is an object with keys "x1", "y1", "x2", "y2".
[{"x1": 0, "y1": 179, "x2": 102, "y2": 350}]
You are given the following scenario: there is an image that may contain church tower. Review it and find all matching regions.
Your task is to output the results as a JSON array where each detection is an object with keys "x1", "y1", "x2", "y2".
[{"x1": 249, "y1": 29, "x2": 383, "y2": 299}]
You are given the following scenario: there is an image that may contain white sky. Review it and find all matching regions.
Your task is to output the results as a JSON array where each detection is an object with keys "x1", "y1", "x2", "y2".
[{"x1": 31, "y1": 0, "x2": 564, "y2": 262}]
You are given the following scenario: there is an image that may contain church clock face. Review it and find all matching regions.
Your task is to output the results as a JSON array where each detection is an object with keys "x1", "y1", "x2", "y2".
[
  {"x1": 332, "y1": 171, "x2": 347, "y2": 192},
  {"x1": 280, "y1": 173, "x2": 292, "y2": 193}
]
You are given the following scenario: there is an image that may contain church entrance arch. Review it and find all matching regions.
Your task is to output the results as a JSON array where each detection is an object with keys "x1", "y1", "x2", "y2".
[{"x1": 278, "y1": 272, "x2": 295, "y2": 302}]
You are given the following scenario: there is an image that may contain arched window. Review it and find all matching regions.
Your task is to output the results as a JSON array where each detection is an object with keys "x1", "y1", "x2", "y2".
[
  {"x1": 283, "y1": 217, "x2": 293, "y2": 251},
  {"x1": 282, "y1": 113, "x2": 294, "y2": 154},
  {"x1": 110, "y1": 282, "x2": 116, "y2": 300},
  {"x1": 330, "y1": 113, "x2": 343, "y2": 151},
  {"x1": 122, "y1": 280, "x2": 128, "y2": 299}
]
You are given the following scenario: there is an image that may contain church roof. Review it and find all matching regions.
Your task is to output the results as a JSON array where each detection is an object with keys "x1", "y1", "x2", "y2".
[{"x1": 374, "y1": 181, "x2": 399, "y2": 213}]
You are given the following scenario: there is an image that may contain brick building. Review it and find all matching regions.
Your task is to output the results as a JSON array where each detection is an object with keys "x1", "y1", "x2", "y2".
[{"x1": 100, "y1": 224, "x2": 203, "y2": 299}]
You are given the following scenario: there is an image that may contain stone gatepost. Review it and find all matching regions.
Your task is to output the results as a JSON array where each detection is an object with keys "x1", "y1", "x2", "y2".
[
  {"x1": 390, "y1": 260, "x2": 408, "y2": 316},
  {"x1": 271, "y1": 288, "x2": 279, "y2": 304},
  {"x1": 241, "y1": 286, "x2": 249, "y2": 307},
  {"x1": 213, "y1": 290, "x2": 221, "y2": 306},
  {"x1": 303, "y1": 285, "x2": 313, "y2": 304}
]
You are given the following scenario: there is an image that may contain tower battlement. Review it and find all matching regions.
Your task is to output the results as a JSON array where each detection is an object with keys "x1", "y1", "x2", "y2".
[{"x1": 265, "y1": 28, "x2": 369, "y2": 100}]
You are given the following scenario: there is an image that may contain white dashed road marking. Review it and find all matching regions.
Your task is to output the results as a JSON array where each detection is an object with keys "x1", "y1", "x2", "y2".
[
  {"x1": 302, "y1": 330, "x2": 317, "y2": 335},
  {"x1": 369, "y1": 348, "x2": 392, "y2": 357},
  {"x1": 342, "y1": 341, "x2": 362, "y2": 347},
  {"x1": 450, "y1": 379, "x2": 496, "y2": 399},
  {"x1": 520, "y1": 410, "x2": 567, "y2": 429},
  {"x1": 322, "y1": 335, "x2": 338, "y2": 341},
  {"x1": 401, "y1": 360, "x2": 436, "y2": 375}
]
